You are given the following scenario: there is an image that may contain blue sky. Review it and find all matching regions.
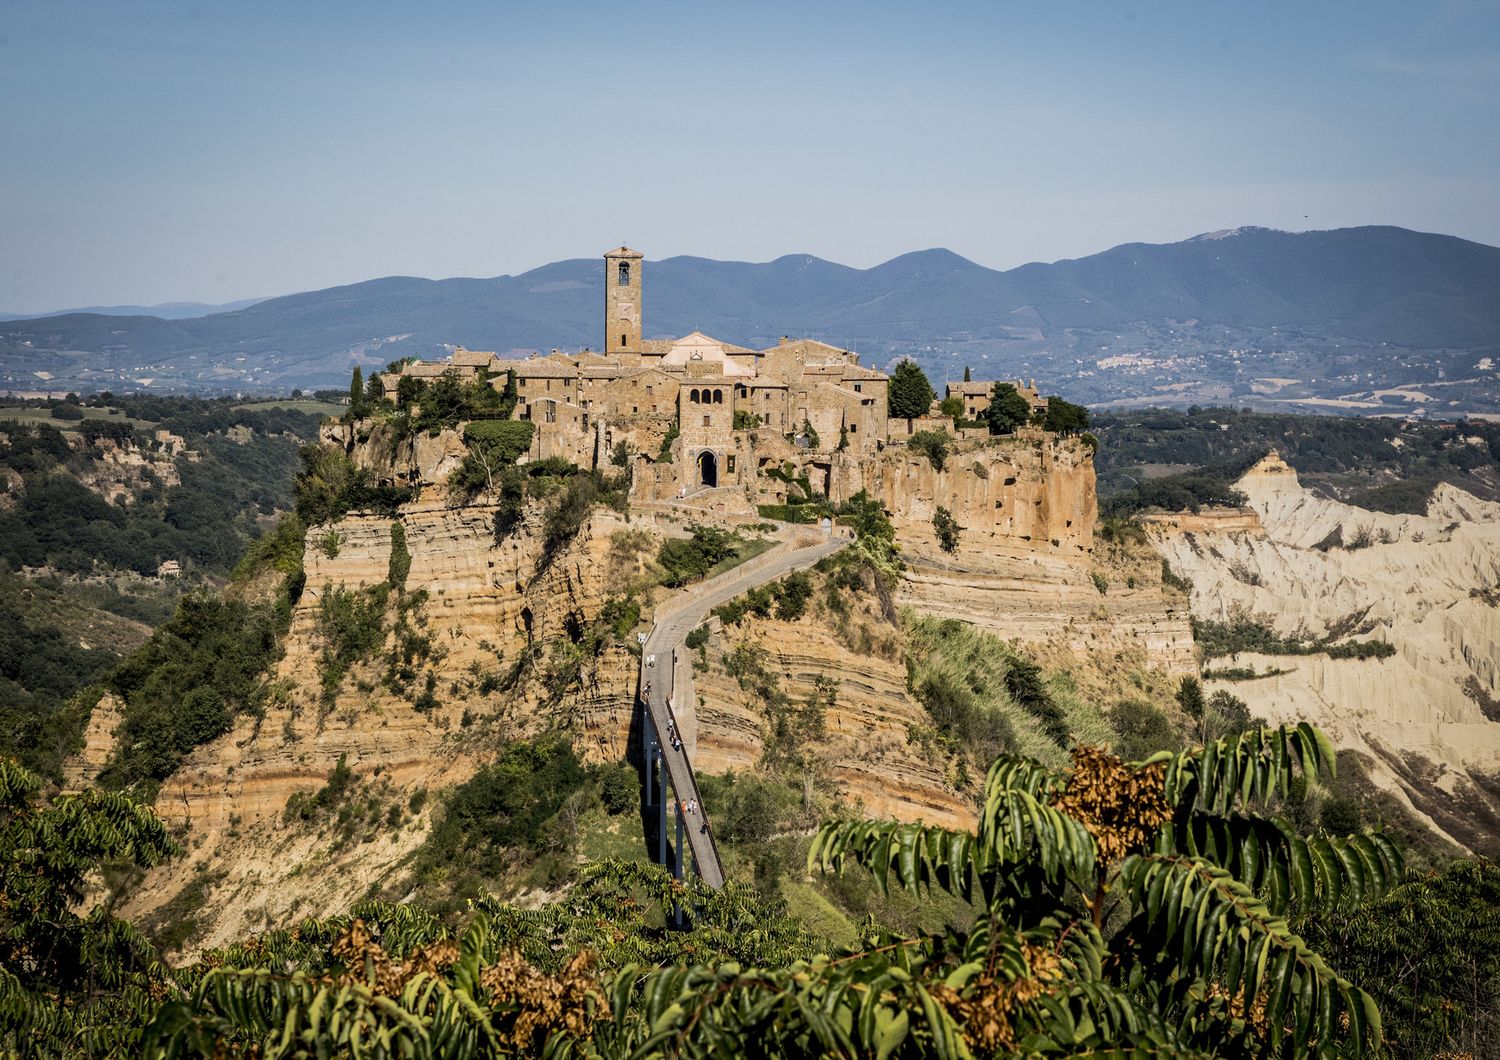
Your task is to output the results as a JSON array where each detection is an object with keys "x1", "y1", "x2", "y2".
[{"x1": 1, "y1": 0, "x2": 1497, "y2": 312}]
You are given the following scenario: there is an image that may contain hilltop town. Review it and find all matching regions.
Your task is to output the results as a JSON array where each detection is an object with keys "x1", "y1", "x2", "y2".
[{"x1": 369, "y1": 246, "x2": 1058, "y2": 521}]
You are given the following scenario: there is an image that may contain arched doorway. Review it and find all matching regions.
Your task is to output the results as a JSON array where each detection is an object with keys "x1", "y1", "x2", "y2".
[{"x1": 696, "y1": 450, "x2": 718, "y2": 488}]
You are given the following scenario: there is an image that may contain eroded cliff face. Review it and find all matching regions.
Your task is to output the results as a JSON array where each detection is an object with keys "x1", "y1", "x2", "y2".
[
  {"x1": 872, "y1": 436, "x2": 1194, "y2": 676},
  {"x1": 120, "y1": 494, "x2": 635, "y2": 947},
  {"x1": 115, "y1": 491, "x2": 978, "y2": 947},
  {"x1": 691, "y1": 607, "x2": 975, "y2": 832},
  {"x1": 1150, "y1": 453, "x2": 1500, "y2": 855}
]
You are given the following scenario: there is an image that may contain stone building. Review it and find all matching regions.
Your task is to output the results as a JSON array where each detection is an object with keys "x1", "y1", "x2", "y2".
[
  {"x1": 378, "y1": 247, "x2": 903, "y2": 504},
  {"x1": 947, "y1": 379, "x2": 1048, "y2": 422}
]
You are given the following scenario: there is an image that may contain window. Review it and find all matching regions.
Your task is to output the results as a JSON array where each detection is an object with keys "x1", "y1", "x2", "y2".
[
  {"x1": 703, "y1": 415, "x2": 711, "y2": 427},
  {"x1": 854, "y1": 383, "x2": 862, "y2": 393},
  {"x1": 726, "y1": 455, "x2": 736, "y2": 473},
  {"x1": 850, "y1": 423, "x2": 858, "y2": 432},
  {"x1": 690, "y1": 389, "x2": 700, "y2": 403},
  {"x1": 620, "y1": 333, "x2": 627, "y2": 348},
  {"x1": 713, "y1": 389, "x2": 723, "y2": 404},
  {"x1": 617, "y1": 261, "x2": 630, "y2": 286}
]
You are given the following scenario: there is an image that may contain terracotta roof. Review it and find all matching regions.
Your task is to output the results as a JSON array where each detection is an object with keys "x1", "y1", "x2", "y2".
[
  {"x1": 451, "y1": 347, "x2": 497, "y2": 367},
  {"x1": 604, "y1": 246, "x2": 643, "y2": 258}
]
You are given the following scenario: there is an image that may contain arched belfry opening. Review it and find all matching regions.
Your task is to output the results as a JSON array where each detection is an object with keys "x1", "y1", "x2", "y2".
[
  {"x1": 617, "y1": 261, "x2": 630, "y2": 286},
  {"x1": 697, "y1": 450, "x2": 718, "y2": 488}
]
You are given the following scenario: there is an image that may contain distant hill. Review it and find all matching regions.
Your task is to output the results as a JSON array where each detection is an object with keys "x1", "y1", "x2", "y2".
[
  {"x1": 0, "y1": 296, "x2": 268, "y2": 323},
  {"x1": 3, "y1": 226, "x2": 1498, "y2": 412}
]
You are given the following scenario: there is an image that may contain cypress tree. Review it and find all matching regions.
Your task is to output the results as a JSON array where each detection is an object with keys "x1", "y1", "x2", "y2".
[
  {"x1": 349, "y1": 366, "x2": 365, "y2": 413},
  {"x1": 887, "y1": 359, "x2": 935, "y2": 419}
]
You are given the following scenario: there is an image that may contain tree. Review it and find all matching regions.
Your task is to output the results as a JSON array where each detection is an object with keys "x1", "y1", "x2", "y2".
[
  {"x1": 984, "y1": 382, "x2": 1031, "y2": 434},
  {"x1": 887, "y1": 359, "x2": 935, "y2": 419},
  {"x1": 932, "y1": 505, "x2": 960, "y2": 553},
  {"x1": 0, "y1": 760, "x2": 178, "y2": 1054},
  {"x1": 963, "y1": 365, "x2": 972, "y2": 382},
  {"x1": 1176, "y1": 675, "x2": 1205, "y2": 718},
  {"x1": 449, "y1": 420, "x2": 536, "y2": 496},
  {"x1": 938, "y1": 395, "x2": 964, "y2": 420},
  {"x1": 1042, "y1": 395, "x2": 1090, "y2": 434},
  {"x1": 811, "y1": 724, "x2": 1401, "y2": 1056},
  {"x1": 348, "y1": 366, "x2": 366, "y2": 416}
]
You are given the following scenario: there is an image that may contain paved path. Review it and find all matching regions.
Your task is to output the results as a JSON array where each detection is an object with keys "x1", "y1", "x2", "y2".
[{"x1": 640, "y1": 527, "x2": 851, "y2": 889}]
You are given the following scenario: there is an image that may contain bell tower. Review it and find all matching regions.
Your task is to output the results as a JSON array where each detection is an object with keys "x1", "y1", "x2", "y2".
[{"x1": 603, "y1": 246, "x2": 643, "y2": 356}]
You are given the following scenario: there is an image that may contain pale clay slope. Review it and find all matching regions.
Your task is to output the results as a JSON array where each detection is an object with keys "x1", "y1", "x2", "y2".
[{"x1": 1150, "y1": 453, "x2": 1500, "y2": 853}]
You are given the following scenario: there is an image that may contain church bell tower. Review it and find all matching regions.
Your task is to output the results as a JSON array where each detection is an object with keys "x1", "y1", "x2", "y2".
[{"x1": 603, "y1": 246, "x2": 643, "y2": 356}]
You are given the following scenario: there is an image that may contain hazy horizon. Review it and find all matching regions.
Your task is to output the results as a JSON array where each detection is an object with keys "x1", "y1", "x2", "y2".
[{"x1": 3, "y1": 1, "x2": 1498, "y2": 313}]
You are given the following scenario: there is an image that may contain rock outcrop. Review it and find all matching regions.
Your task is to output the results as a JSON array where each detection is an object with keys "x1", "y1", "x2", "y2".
[{"x1": 1150, "y1": 451, "x2": 1500, "y2": 855}]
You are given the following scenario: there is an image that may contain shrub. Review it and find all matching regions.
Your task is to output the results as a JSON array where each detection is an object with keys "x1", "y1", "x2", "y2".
[
  {"x1": 907, "y1": 429, "x2": 950, "y2": 471},
  {"x1": 685, "y1": 625, "x2": 710, "y2": 650},
  {"x1": 600, "y1": 761, "x2": 638, "y2": 815},
  {"x1": 932, "y1": 506, "x2": 960, "y2": 553},
  {"x1": 387, "y1": 521, "x2": 410, "y2": 590},
  {"x1": 657, "y1": 524, "x2": 742, "y2": 587},
  {"x1": 1111, "y1": 700, "x2": 1182, "y2": 760}
]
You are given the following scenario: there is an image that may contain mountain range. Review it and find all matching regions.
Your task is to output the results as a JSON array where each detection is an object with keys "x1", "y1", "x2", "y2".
[{"x1": 3, "y1": 225, "x2": 1498, "y2": 413}]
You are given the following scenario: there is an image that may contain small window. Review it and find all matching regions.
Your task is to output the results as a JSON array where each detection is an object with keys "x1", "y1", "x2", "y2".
[
  {"x1": 632, "y1": 405, "x2": 638, "y2": 414},
  {"x1": 850, "y1": 423, "x2": 858, "y2": 433},
  {"x1": 703, "y1": 415, "x2": 711, "y2": 427},
  {"x1": 713, "y1": 390, "x2": 723, "y2": 404},
  {"x1": 726, "y1": 455, "x2": 736, "y2": 473},
  {"x1": 853, "y1": 383, "x2": 862, "y2": 393},
  {"x1": 690, "y1": 389, "x2": 699, "y2": 403},
  {"x1": 620, "y1": 333, "x2": 627, "y2": 348},
  {"x1": 617, "y1": 261, "x2": 630, "y2": 286}
]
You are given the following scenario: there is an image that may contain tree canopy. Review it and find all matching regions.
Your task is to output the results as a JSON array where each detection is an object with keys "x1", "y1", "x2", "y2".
[
  {"x1": 984, "y1": 382, "x2": 1031, "y2": 434},
  {"x1": 888, "y1": 359, "x2": 936, "y2": 419}
]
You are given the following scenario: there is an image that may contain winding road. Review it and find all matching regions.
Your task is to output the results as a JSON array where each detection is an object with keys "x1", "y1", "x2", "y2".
[{"x1": 640, "y1": 526, "x2": 850, "y2": 889}]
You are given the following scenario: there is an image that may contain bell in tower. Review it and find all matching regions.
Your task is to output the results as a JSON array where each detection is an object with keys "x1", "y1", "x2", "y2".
[{"x1": 603, "y1": 246, "x2": 643, "y2": 356}]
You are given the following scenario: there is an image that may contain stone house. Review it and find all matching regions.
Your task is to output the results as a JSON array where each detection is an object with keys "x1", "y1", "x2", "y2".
[{"x1": 946, "y1": 379, "x2": 1048, "y2": 422}]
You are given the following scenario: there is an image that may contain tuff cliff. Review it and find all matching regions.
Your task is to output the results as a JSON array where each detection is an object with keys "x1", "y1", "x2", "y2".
[
  {"x1": 870, "y1": 434, "x2": 1195, "y2": 675},
  {"x1": 91, "y1": 422, "x2": 1193, "y2": 950},
  {"x1": 110, "y1": 501, "x2": 969, "y2": 947}
]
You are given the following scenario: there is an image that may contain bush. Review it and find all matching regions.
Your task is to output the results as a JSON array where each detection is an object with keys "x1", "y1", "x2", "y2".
[
  {"x1": 600, "y1": 761, "x2": 638, "y2": 815},
  {"x1": 1111, "y1": 700, "x2": 1182, "y2": 760},
  {"x1": 685, "y1": 625, "x2": 710, "y2": 650},
  {"x1": 657, "y1": 524, "x2": 743, "y2": 587},
  {"x1": 419, "y1": 734, "x2": 587, "y2": 869},
  {"x1": 907, "y1": 429, "x2": 950, "y2": 471},
  {"x1": 932, "y1": 506, "x2": 960, "y2": 553}
]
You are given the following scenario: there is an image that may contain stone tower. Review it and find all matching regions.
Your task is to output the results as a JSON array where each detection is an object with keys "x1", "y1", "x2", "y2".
[{"x1": 603, "y1": 246, "x2": 643, "y2": 356}]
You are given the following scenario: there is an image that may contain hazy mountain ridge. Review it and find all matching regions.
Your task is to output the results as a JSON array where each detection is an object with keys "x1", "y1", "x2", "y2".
[{"x1": 3, "y1": 226, "x2": 1498, "y2": 410}]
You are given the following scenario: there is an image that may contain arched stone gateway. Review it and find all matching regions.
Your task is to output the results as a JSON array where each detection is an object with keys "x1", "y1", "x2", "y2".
[{"x1": 696, "y1": 450, "x2": 718, "y2": 488}]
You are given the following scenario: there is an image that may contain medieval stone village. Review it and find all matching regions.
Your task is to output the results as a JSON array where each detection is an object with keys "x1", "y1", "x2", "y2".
[{"x1": 370, "y1": 246, "x2": 1084, "y2": 552}]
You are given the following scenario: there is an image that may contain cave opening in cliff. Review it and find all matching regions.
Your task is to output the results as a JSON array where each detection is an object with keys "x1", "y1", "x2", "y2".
[{"x1": 697, "y1": 450, "x2": 718, "y2": 488}]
